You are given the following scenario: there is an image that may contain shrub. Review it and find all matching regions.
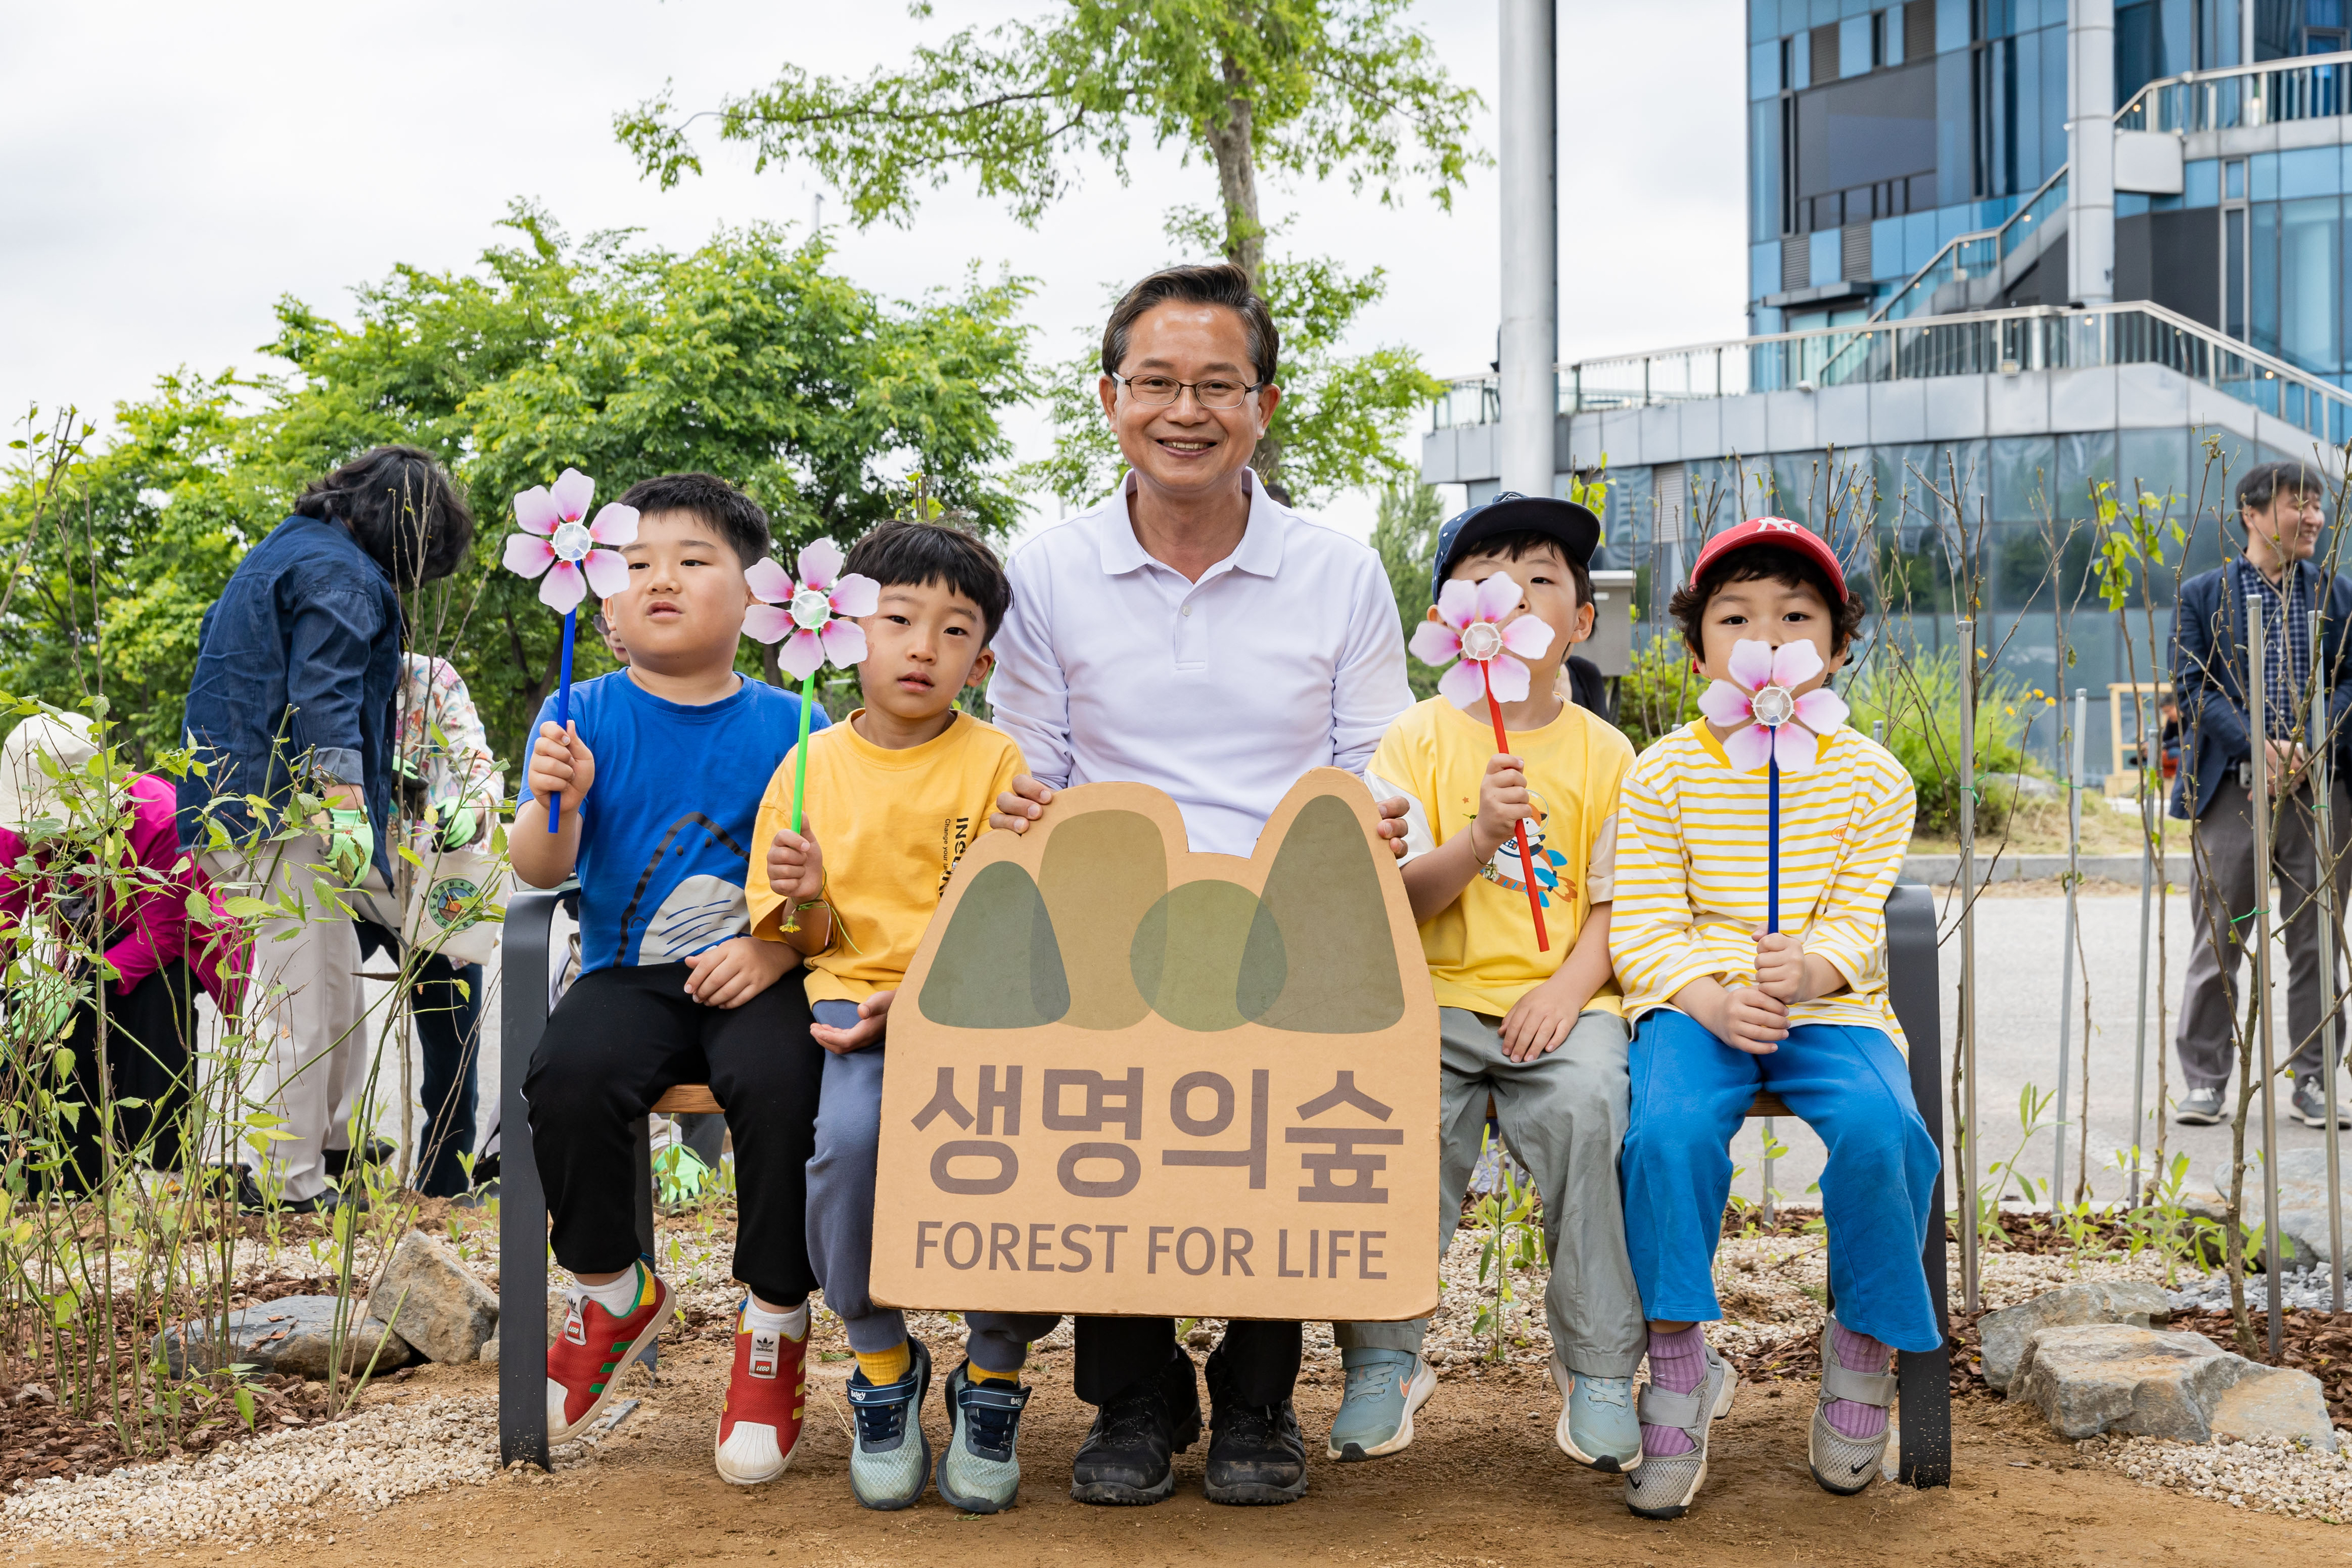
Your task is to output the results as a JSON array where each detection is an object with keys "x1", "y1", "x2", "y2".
[
  {"x1": 1842, "y1": 646, "x2": 2033, "y2": 835},
  {"x1": 1615, "y1": 638, "x2": 1707, "y2": 755}
]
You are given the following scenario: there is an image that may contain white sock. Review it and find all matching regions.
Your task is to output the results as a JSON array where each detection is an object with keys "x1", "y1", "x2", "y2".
[
  {"x1": 745, "y1": 1297, "x2": 809, "y2": 1340},
  {"x1": 577, "y1": 1263, "x2": 644, "y2": 1318}
]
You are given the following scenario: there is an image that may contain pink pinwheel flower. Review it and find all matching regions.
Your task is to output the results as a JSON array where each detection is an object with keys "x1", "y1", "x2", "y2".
[
  {"x1": 744, "y1": 536, "x2": 881, "y2": 680},
  {"x1": 503, "y1": 468, "x2": 639, "y2": 614},
  {"x1": 1408, "y1": 570, "x2": 1556, "y2": 710},
  {"x1": 1698, "y1": 637, "x2": 1850, "y2": 773}
]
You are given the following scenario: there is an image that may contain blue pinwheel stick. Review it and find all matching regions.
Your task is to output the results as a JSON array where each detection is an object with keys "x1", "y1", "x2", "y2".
[{"x1": 550, "y1": 608, "x2": 576, "y2": 833}]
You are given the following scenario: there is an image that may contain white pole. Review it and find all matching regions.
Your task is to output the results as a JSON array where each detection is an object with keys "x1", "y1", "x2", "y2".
[
  {"x1": 2054, "y1": 688, "x2": 2086, "y2": 1203},
  {"x1": 1959, "y1": 616, "x2": 1980, "y2": 1312},
  {"x1": 1498, "y1": 0, "x2": 1558, "y2": 497},
  {"x1": 2130, "y1": 716, "x2": 2156, "y2": 1199},
  {"x1": 2250, "y1": 593, "x2": 2284, "y2": 1358},
  {"x1": 2068, "y1": 0, "x2": 2117, "y2": 305}
]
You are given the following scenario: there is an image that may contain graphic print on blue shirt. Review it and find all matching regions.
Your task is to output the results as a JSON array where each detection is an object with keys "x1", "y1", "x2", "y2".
[{"x1": 519, "y1": 671, "x2": 828, "y2": 973}]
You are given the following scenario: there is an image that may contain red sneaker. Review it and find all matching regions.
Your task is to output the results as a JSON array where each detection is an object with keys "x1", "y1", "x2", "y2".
[
  {"x1": 546, "y1": 1269, "x2": 670, "y2": 1442},
  {"x1": 714, "y1": 1299, "x2": 807, "y2": 1485}
]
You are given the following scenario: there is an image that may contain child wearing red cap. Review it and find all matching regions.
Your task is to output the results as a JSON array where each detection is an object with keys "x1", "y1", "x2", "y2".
[{"x1": 1607, "y1": 519, "x2": 1937, "y2": 1519}]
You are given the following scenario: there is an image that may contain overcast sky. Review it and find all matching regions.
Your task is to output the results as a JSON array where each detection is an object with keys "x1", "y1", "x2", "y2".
[{"x1": 0, "y1": 1, "x2": 1746, "y2": 538}]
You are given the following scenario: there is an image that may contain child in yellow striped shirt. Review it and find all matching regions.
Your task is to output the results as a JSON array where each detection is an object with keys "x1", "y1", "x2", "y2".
[{"x1": 1608, "y1": 519, "x2": 1937, "y2": 1520}]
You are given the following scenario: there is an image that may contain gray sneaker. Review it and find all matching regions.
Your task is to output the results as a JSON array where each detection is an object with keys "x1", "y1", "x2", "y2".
[
  {"x1": 1325, "y1": 1348, "x2": 1438, "y2": 1460},
  {"x1": 1549, "y1": 1355, "x2": 1642, "y2": 1473},
  {"x1": 2175, "y1": 1087, "x2": 2226, "y2": 1125},
  {"x1": 2293, "y1": 1075, "x2": 2352, "y2": 1129},
  {"x1": 1623, "y1": 1342, "x2": 1736, "y2": 1520},
  {"x1": 1808, "y1": 1319, "x2": 1897, "y2": 1496},
  {"x1": 846, "y1": 1339, "x2": 931, "y2": 1510},
  {"x1": 936, "y1": 1361, "x2": 1031, "y2": 1513}
]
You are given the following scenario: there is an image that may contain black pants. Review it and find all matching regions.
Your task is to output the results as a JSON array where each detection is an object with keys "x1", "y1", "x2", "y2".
[
  {"x1": 525, "y1": 962, "x2": 823, "y2": 1303},
  {"x1": 1076, "y1": 1315, "x2": 1302, "y2": 1408},
  {"x1": 358, "y1": 921, "x2": 485, "y2": 1198},
  {"x1": 53, "y1": 960, "x2": 197, "y2": 1192}
]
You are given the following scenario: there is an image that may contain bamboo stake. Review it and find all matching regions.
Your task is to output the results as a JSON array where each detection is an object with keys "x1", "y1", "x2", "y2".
[
  {"x1": 2130, "y1": 724, "x2": 2156, "y2": 1200},
  {"x1": 2311, "y1": 607, "x2": 2344, "y2": 1315},
  {"x1": 1959, "y1": 615, "x2": 1980, "y2": 1313},
  {"x1": 2250, "y1": 592, "x2": 2284, "y2": 1360},
  {"x1": 2054, "y1": 689, "x2": 2085, "y2": 1205}
]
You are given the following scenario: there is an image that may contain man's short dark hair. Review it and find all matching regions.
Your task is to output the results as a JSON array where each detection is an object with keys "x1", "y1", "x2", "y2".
[
  {"x1": 1445, "y1": 527, "x2": 1592, "y2": 617},
  {"x1": 614, "y1": 472, "x2": 771, "y2": 567},
  {"x1": 1101, "y1": 263, "x2": 1280, "y2": 387},
  {"x1": 2237, "y1": 459, "x2": 2325, "y2": 515},
  {"x1": 843, "y1": 520, "x2": 1013, "y2": 644},
  {"x1": 293, "y1": 445, "x2": 475, "y2": 589},
  {"x1": 1668, "y1": 541, "x2": 1866, "y2": 657}
]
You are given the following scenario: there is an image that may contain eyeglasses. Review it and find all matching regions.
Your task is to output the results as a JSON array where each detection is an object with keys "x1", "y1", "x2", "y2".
[{"x1": 1111, "y1": 372, "x2": 1264, "y2": 411}]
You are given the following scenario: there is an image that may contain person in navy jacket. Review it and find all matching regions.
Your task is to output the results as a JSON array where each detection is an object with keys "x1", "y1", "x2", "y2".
[{"x1": 2170, "y1": 460, "x2": 2352, "y2": 1131}]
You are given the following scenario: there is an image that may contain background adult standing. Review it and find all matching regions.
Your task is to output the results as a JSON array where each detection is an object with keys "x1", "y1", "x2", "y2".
[
  {"x1": 2170, "y1": 460, "x2": 2352, "y2": 1131},
  {"x1": 980, "y1": 263, "x2": 1414, "y2": 1510},
  {"x1": 177, "y1": 444, "x2": 474, "y2": 1209}
]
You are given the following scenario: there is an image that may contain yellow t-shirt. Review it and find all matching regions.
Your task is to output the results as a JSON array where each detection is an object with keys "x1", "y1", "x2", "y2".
[
  {"x1": 1367, "y1": 696, "x2": 1634, "y2": 1018},
  {"x1": 747, "y1": 710, "x2": 1026, "y2": 1004}
]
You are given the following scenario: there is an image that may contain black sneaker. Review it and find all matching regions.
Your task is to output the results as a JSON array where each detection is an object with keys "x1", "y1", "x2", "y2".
[
  {"x1": 1070, "y1": 1350, "x2": 1200, "y2": 1506},
  {"x1": 323, "y1": 1139, "x2": 396, "y2": 1181},
  {"x1": 1204, "y1": 1397, "x2": 1309, "y2": 1505},
  {"x1": 2174, "y1": 1087, "x2": 2226, "y2": 1125},
  {"x1": 2293, "y1": 1075, "x2": 2352, "y2": 1129}
]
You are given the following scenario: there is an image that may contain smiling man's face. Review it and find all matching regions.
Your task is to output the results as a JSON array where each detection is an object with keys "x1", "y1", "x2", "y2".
[{"x1": 1097, "y1": 300, "x2": 1281, "y2": 502}]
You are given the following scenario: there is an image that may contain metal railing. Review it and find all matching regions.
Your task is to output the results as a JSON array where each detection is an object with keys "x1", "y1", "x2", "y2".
[
  {"x1": 2116, "y1": 49, "x2": 2352, "y2": 133},
  {"x1": 1866, "y1": 168, "x2": 2068, "y2": 327},
  {"x1": 1428, "y1": 302, "x2": 2352, "y2": 448}
]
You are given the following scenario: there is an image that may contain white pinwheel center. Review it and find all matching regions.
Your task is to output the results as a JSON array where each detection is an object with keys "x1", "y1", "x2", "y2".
[
  {"x1": 789, "y1": 587, "x2": 833, "y2": 631},
  {"x1": 550, "y1": 521, "x2": 593, "y2": 563},
  {"x1": 1460, "y1": 621, "x2": 1505, "y2": 661},
  {"x1": 1751, "y1": 684, "x2": 1796, "y2": 727}
]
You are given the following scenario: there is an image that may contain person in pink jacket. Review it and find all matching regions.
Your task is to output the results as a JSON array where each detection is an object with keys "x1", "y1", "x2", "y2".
[{"x1": 0, "y1": 713, "x2": 236, "y2": 1191}]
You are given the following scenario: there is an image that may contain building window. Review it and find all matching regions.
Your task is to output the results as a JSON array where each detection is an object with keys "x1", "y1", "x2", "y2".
[{"x1": 1903, "y1": 1, "x2": 1935, "y2": 62}]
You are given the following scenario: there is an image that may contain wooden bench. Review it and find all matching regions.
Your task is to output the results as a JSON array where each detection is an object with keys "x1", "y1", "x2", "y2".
[{"x1": 494, "y1": 883, "x2": 1949, "y2": 1486}]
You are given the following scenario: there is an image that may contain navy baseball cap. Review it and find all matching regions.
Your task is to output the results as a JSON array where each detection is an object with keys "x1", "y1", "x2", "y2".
[{"x1": 1428, "y1": 492, "x2": 1602, "y2": 606}]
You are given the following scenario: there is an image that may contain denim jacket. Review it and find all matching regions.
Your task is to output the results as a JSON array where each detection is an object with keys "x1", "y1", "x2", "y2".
[{"x1": 176, "y1": 514, "x2": 402, "y2": 880}]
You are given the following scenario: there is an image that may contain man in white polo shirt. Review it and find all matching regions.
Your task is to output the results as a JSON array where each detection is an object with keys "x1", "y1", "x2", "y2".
[{"x1": 962, "y1": 263, "x2": 1414, "y2": 1512}]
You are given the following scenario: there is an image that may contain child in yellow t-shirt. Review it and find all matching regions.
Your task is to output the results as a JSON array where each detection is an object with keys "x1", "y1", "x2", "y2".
[
  {"x1": 1329, "y1": 494, "x2": 1645, "y2": 1476},
  {"x1": 746, "y1": 521, "x2": 1025, "y2": 1513}
]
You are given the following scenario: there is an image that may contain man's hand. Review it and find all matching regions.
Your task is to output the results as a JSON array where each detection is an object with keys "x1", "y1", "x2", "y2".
[
  {"x1": 681, "y1": 936, "x2": 797, "y2": 1009},
  {"x1": 527, "y1": 722, "x2": 594, "y2": 817},
  {"x1": 766, "y1": 823, "x2": 825, "y2": 904},
  {"x1": 1374, "y1": 794, "x2": 1412, "y2": 860},
  {"x1": 2264, "y1": 737, "x2": 2311, "y2": 793},
  {"x1": 1498, "y1": 974, "x2": 1586, "y2": 1062},
  {"x1": 989, "y1": 774, "x2": 1053, "y2": 836},
  {"x1": 810, "y1": 988, "x2": 895, "y2": 1055},
  {"x1": 1754, "y1": 931, "x2": 1806, "y2": 1004}
]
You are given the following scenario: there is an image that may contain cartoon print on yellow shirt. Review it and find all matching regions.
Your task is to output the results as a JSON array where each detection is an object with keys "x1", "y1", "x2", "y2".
[{"x1": 1478, "y1": 790, "x2": 1576, "y2": 910}]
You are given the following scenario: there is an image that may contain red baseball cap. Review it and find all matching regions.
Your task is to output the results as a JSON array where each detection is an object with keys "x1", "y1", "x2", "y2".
[{"x1": 1686, "y1": 516, "x2": 1849, "y2": 605}]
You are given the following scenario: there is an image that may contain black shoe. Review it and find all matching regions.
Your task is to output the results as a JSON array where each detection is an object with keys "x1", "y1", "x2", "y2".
[
  {"x1": 323, "y1": 1139, "x2": 396, "y2": 1180},
  {"x1": 285, "y1": 1186, "x2": 369, "y2": 1216},
  {"x1": 211, "y1": 1162, "x2": 269, "y2": 1215},
  {"x1": 2293, "y1": 1075, "x2": 2352, "y2": 1129},
  {"x1": 1071, "y1": 1350, "x2": 1200, "y2": 1506},
  {"x1": 1204, "y1": 1397, "x2": 1309, "y2": 1505}
]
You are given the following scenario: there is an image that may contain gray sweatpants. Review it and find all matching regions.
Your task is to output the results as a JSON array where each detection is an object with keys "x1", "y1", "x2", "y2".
[
  {"x1": 2176, "y1": 775, "x2": 2352, "y2": 1091},
  {"x1": 1335, "y1": 1007, "x2": 1646, "y2": 1380},
  {"x1": 804, "y1": 1045, "x2": 1054, "y2": 1370}
]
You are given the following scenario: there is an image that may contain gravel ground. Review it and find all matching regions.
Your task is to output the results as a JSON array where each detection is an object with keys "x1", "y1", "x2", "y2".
[
  {"x1": 2076, "y1": 1432, "x2": 2352, "y2": 1523},
  {"x1": 2169, "y1": 1262, "x2": 2352, "y2": 1313}
]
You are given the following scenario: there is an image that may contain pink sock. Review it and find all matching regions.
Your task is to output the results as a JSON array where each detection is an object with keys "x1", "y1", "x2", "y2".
[
  {"x1": 1641, "y1": 1326, "x2": 1708, "y2": 1457},
  {"x1": 1825, "y1": 1323, "x2": 1892, "y2": 1440}
]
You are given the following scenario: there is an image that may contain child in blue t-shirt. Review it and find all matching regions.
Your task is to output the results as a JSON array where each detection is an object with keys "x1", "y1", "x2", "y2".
[{"x1": 510, "y1": 472, "x2": 828, "y2": 1485}]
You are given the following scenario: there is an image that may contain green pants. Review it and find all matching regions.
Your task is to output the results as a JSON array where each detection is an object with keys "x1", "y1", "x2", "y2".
[{"x1": 1335, "y1": 1006, "x2": 1646, "y2": 1380}]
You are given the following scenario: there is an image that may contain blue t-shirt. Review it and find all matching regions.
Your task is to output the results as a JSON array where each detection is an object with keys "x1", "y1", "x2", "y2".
[{"x1": 520, "y1": 671, "x2": 828, "y2": 973}]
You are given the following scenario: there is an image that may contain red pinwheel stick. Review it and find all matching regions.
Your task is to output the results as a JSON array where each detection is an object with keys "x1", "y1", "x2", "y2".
[{"x1": 1480, "y1": 660, "x2": 1549, "y2": 952}]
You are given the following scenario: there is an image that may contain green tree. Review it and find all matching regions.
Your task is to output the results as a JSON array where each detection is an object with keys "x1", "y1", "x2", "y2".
[
  {"x1": 0, "y1": 207, "x2": 1038, "y2": 765},
  {"x1": 1371, "y1": 478, "x2": 1442, "y2": 700},
  {"x1": 617, "y1": 0, "x2": 1473, "y2": 504}
]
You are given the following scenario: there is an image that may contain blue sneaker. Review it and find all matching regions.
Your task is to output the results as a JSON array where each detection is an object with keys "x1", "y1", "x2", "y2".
[
  {"x1": 1325, "y1": 1347, "x2": 1439, "y2": 1461},
  {"x1": 936, "y1": 1361, "x2": 1032, "y2": 1513},
  {"x1": 1550, "y1": 1354, "x2": 1642, "y2": 1473},
  {"x1": 846, "y1": 1339, "x2": 931, "y2": 1510}
]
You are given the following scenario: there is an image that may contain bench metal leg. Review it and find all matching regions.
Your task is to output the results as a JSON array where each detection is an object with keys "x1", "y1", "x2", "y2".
[
  {"x1": 1885, "y1": 882, "x2": 1953, "y2": 1487},
  {"x1": 497, "y1": 889, "x2": 562, "y2": 1470}
]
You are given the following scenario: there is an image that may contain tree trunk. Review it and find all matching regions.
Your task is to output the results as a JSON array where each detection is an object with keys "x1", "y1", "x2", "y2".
[{"x1": 1205, "y1": 52, "x2": 1284, "y2": 493}]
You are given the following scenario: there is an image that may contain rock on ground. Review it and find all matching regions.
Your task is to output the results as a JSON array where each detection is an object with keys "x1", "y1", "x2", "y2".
[
  {"x1": 2180, "y1": 1149, "x2": 2352, "y2": 1270},
  {"x1": 1980, "y1": 1280, "x2": 2174, "y2": 1392},
  {"x1": 157, "y1": 1296, "x2": 416, "y2": 1380},
  {"x1": 2010, "y1": 1323, "x2": 2337, "y2": 1451},
  {"x1": 371, "y1": 1231, "x2": 498, "y2": 1364}
]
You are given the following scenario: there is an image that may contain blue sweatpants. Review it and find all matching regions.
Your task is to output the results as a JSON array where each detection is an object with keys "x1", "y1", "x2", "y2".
[{"x1": 1621, "y1": 1009, "x2": 1942, "y2": 1353}]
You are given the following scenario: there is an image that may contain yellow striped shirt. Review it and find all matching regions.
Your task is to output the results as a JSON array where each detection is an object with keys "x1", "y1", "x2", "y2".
[{"x1": 1609, "y1": 719, "x2": 1916, "y2": 1044}]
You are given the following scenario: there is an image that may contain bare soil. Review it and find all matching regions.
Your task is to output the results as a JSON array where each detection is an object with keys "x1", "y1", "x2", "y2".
[{"x1": 8, "y1": 1329, "x2": 2340, "y2": 1568}]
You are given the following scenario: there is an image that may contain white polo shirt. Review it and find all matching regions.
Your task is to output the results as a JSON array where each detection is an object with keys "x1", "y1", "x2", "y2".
[{"x1": 988, "y1": 470, "x2": 1414, "y2": 858}]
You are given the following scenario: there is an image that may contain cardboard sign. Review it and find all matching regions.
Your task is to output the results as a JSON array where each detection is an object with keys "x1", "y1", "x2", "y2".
[{"x1": 870, "y1": 769, "x2": 1440, "y2": 1322}]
